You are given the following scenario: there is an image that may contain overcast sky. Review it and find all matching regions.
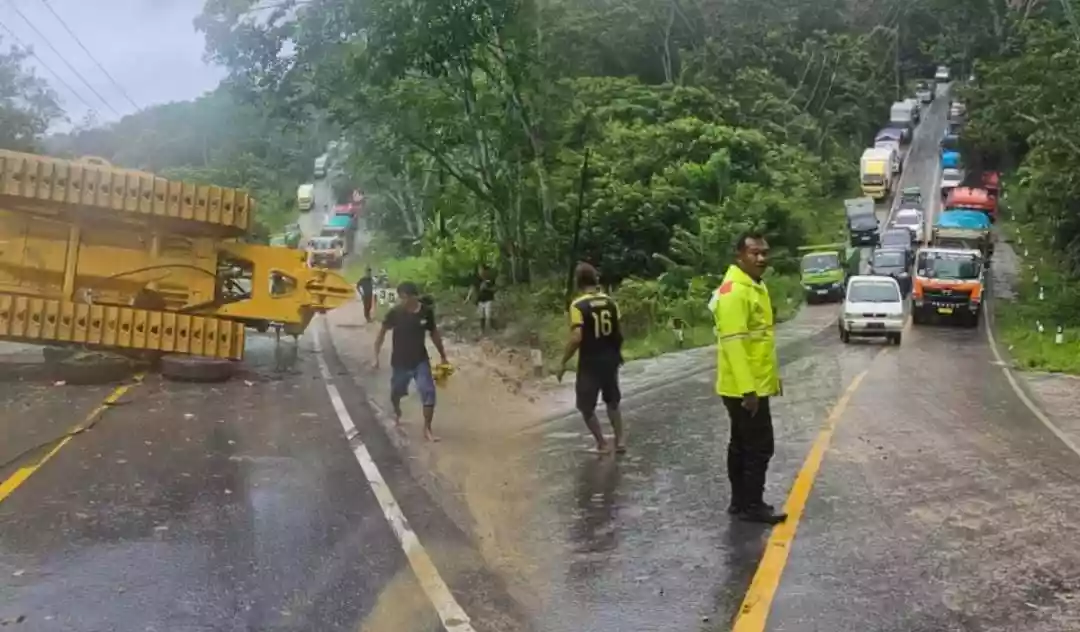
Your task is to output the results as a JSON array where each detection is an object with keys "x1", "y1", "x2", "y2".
[{"x1": 0, "y1": 0, "x2": 226, "y2": 129}]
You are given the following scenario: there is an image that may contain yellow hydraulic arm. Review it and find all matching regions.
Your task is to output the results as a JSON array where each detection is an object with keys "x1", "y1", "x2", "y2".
[{"x1": 0, "y1": 151, "x2": 355, "y2": 360}]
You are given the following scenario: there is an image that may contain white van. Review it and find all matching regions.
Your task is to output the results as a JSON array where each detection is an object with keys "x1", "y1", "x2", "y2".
[{"x1": 838, "y1": 275, "x2": 905, "y2": 345}]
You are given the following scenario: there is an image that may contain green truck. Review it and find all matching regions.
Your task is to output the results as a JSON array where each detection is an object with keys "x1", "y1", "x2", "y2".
[
  {"x1": 269, "y1": 223, "x2": 303, "y2": 249},
  {"x1": 798, "y1": 243, "x2": 860, "y2": 303}
]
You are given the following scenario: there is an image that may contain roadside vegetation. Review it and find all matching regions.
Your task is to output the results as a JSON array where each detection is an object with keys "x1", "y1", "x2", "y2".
[
  {"x1": 958, "y1": 4, "x2": 1080, "y2": 374},
  {"x1": 13, "y1": 0, "x2": 1006, "y2": 365}
]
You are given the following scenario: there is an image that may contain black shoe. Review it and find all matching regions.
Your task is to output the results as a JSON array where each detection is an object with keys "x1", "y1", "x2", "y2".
[
  {"x1": 737, "y1": 506, "x2": 787, "y2": 525},
  {"x1": 727, "y1": 503, "x2": 774, "y2": 515}
]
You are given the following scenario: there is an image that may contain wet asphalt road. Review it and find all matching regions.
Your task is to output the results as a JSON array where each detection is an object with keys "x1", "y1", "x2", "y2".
[{"x1": 0, "y1": 336, "x2": 529, "y2": 632}]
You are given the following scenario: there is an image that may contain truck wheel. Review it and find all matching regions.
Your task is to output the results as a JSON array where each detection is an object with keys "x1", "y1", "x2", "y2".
[
  {"x1": 160, "y1": 354, "x2": 237, "y2": 383},
  {"x1": 839, "y1": 324, "x2": 851, "y2": 343},
  {"x1": 912, "y1": 309, "x2": 924, "y2": 326},
  {"x1": 891, "y1": 333, "x2": 903, "y2": 346},
  {"x1": 964, "y1": 312, "x2": 981, "y2": 329}
]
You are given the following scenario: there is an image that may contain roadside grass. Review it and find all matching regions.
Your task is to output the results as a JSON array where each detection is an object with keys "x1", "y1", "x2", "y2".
[
  {"x1": 343, "y1": 234, "x2": 809, "y2": 372},
  {"x1": 996, "y1": 211, "x2": 1080, "y2": 374}
]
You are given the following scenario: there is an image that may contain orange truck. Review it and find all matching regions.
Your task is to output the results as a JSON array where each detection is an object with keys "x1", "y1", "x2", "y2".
[
  {"x1": 945, "y1": 186, "x2": 997, "y2": 223},
  {"x1": 911, "y1": 247, "x2": 985, "y2": 327}
]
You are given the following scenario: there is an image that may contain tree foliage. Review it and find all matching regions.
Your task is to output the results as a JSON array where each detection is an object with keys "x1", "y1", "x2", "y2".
[
  {"x1": 0, "y1": 42, "x2": 63, "y2": 152},
  {"x1": 961, "y1": 1, "x2": 1080, "y2": 273},
  {"x1": 194, "y1": 0, "x2": 938, "y2": 283}
]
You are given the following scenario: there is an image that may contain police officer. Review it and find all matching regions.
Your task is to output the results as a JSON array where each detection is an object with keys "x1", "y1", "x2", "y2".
[{"x1": 711, "y1": 231, "x2": 787, "y2": 525}]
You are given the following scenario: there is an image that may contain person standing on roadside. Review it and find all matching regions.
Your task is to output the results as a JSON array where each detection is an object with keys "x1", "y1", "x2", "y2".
[
  {"x1": 357, "y1": 267, "x2": 374, "y2": 323},
  {"x1": 557, "y1": 262, "x2": 626, "y2": 455},
  {"x1": 374, "y1": 282, "x2": 450, "y2": 442},
  {"x1": 464, "y1": 264, "x2": 497, "y2": 334},
  {"x1": 711, "y1": 231, "x2": 787, "y2": 525}
]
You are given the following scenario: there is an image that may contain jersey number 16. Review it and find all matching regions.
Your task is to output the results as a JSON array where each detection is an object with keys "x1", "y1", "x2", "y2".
[{"x1": 592, "y1": 310, "x2": 613, "y2": 337}]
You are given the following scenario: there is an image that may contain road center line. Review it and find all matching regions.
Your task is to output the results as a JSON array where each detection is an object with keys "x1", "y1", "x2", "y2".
[
  {"x1": 0, "y1": 377, "x2": 142, "y2": 505},
  {"x1": 311, "y1": 332, "x2": 477, "y2": 632},
  {"x1": 731, "y1": 348, "x2": 885, "y2": 631}
]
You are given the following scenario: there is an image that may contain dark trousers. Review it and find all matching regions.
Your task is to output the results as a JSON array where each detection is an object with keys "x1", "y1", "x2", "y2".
[
  {"x1": 721, "y1": 396, "x2": 775, "y2": 509},
  {"x1": 362, "y1": 295, "x2": 373, "y2": 322}
]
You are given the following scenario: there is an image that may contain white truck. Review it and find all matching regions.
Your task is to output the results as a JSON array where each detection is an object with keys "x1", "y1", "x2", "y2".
[
  {"x1": 889, "y1": 101, "x2": 916, "y2": 143},
  {"x1": 874, "y1": 137, "x2": 903, "y2": 174},
  {"x1": 314, "y1": 154, "x2": 329, "y2": 178},
  {"x1": 297, "y1": 183, "x2": 315, "y2": 212}
]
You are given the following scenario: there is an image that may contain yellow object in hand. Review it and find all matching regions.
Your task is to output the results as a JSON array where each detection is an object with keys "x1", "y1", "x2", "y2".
[{"x1": 432, "y1": 362, "x2": 455, "y2": 387}]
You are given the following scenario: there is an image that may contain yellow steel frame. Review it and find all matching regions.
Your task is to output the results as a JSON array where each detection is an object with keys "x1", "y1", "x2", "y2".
[{"x1": 0, "y1": 151, "x2": 355, "y2": 360}]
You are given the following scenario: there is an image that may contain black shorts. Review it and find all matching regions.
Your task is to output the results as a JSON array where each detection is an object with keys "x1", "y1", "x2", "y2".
[{"x1": 575, "y1": 364, "x2": 621, "y2": 415}]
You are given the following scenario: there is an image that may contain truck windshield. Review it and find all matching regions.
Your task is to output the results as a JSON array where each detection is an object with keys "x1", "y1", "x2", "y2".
[
  {"x1": 309, "y1": 238, "x2": 336, "y2": 249},
  {"x1": 873, "y1": 251, "x2": 906, "y2": 267},
  {"x1": 862, "y1": 174, "x2": 884, "y2": 185},
  {"x1": 802, "y1": 253, "x2": 839, "y2": 272},
  {"x1": 849, "y1": 282, "x2": 900, "y2": 303},
  {"x1": 918, "y1": 253, "x2": 980, "y2": 280}
]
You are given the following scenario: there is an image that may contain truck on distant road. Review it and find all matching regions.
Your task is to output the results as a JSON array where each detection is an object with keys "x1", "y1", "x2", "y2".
[
  {"x1": 888, "y1": 101, "x2": 916, "y2": 143},
  {"x1": 845, "y1": 197, "x2": 880, "y2": 247},
  {"x1": 932, "y1": 216, "x2": 992, "y2": 262},
  {"x1": 797, "y1": 244, "x2": 858, "y2": 303},
  {"x1": 320, "y1": 213, "x2": 355, "y2": 255},
  {"x1": 306, "y1": 236, "x2": 346, "y2": 269},
  {"x1": 860, "y1": 148, "x2": 894, "y2": 200},
  {"x1": 911, "y1": 247, "x2": 984, "y2": 327},
  {"x1": 297, "y1": 183, "x2": 315, "y2": 212}
]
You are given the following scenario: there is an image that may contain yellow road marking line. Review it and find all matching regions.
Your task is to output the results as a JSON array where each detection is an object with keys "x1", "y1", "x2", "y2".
[
  {"x1": 732, "y1": 349, "x2": 884, "y2": 631},
  {"x1": 0, "y1": 377, "x2": 141, "y2": 505}
]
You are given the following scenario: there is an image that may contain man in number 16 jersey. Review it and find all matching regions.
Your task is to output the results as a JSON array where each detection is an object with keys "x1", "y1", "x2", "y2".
[{"x1": 557, "y1": 262, "x2": 626, "y2": 454}]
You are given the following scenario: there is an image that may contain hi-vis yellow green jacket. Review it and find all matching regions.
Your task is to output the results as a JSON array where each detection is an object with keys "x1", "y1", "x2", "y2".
[{"x1": 708, "y1": 264, "x2": 780, "y2": 398}]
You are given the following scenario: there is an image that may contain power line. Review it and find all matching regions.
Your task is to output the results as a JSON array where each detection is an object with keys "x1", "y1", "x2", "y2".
[
  {"x1": 35, "y1": 0, "x2": 138, "y2": 111},
  {"x1": 5, "y1": 0, "x2": 120, "y2": 116},
  {"x1": 0, "y1": 15, "x2": 97, "y2": 116}
]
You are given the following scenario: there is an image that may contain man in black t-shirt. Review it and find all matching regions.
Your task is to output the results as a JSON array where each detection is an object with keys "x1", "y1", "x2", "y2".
[
  {"x1": 357, "y1": 267, "x2": 374, "y2": 323},
  {"x1": 556, "y1": 262, "x2": 625, "y2": 455},
  {"x1": 374, "y1": 282, "x2": 450, "y2": 442},
  {"x1": 464, "y1": 265, "x2": 496, "y2": 334}
]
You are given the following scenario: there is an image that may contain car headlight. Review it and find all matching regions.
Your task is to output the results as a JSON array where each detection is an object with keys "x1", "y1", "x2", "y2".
[{"x1": 832, "y1": 281, "x2": 842, "y2": 288}]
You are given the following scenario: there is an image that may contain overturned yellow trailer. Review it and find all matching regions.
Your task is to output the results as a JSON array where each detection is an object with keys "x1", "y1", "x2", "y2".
[{"x1": 0, "y1": 152, "x2": 354, "y2": 360}]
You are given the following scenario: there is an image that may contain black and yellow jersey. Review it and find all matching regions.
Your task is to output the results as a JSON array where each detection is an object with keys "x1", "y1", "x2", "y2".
[{"x1": 570, "y1": 292, "x2": 623, "y2": 369}]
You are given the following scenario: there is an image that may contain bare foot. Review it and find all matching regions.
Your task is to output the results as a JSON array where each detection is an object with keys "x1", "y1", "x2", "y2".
[
  {"x1": 595, "y1": 442, "x2": 613, "y2": 455},
  {"x1": 615, "y1": 444, "x2": 627, "y2": 454},
  {"x1": 424, "y1": 428, "x2": 440, "y2": 442}
]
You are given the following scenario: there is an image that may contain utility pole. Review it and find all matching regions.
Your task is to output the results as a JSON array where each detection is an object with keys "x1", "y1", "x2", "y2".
[{"x1": 894, "y1": 20, "x2": 901, "y2": 101}]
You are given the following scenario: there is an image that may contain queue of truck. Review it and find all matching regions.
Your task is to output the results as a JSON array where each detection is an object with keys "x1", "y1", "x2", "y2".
[{"x1": 833, "y1": 65, "x2": 1001, "y2": 342}]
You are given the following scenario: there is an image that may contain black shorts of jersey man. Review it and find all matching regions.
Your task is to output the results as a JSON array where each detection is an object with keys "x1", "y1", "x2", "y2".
[{"x1": 569, "y1": 291, "x2": 624, "y2": 415}]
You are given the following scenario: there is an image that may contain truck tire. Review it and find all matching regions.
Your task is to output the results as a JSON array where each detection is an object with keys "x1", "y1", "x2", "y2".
[
  {"x1": 912, "y1": 309, "x2": 925, "y2": 326},
  {"x1": 160, "y1": 354, "x2": 236, "y2": 383}
]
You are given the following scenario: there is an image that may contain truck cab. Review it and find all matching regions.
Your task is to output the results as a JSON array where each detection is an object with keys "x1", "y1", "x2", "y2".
[
  {"x1": 888, "y1": 101, "x2": 916, "y2": 143},
  {"x1": 314, "y1": 154, "x2": 329, "y2": 178},
  {"x1": 935, "y1": 65, "x2": 950, "y2": 83},
  {"x1": 860, "y1": 148, "x2": 893, "y2": 200},
  {"x1": 297, "y1": 184, "x2": 315, "y2": 212},
  {"x1": 798, "y1": 244, "x2": 855, "y2": 303},
  {"x1": 911, "y1": 247, "x2": 984, "y2": 327},
  {"x1": 306, "y1": 236, "x2": 346, "y2": 269},
  {"x1": 845, "y1": 197, "x2": 880, "y2": 247},
  {"x1": 915, "y1": 80, "x2": 935, "y2": 103}
]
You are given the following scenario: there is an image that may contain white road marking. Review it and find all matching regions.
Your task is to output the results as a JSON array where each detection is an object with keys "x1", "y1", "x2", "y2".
[
  {"x1": 984, "y1": 309, "x2": 1080, "y2": 459},
  {"x1": 311, "y1": 332, "x2": 478, "y2": 631}
]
